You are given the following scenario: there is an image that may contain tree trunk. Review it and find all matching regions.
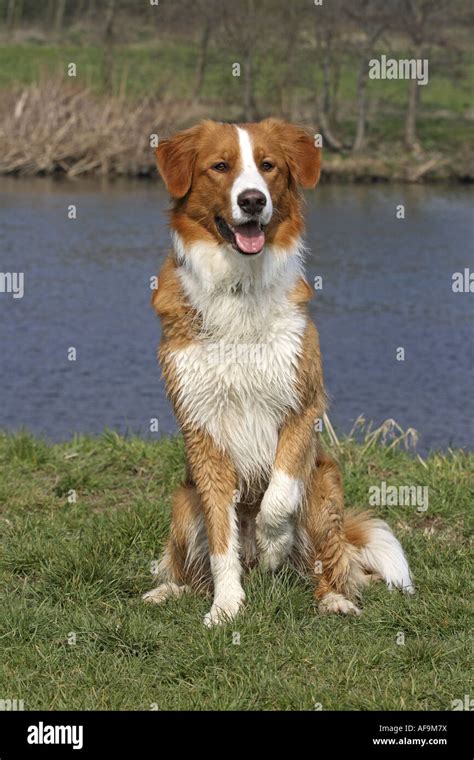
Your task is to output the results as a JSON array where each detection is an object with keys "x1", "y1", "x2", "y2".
[
  {"x1": 330, "y1": 57, "x2": 341, "y2": 124},
  {"x1": 352, "y1": 23, "x2": 385, "y2": 153},
  {"x1": 7, "y1": 0, "x2": 24, "y2": 28},
  {"x1": 322, "y1": 45, "x2": 331, "y2": 115},
  {"x1": 318, "y1": 49, "x2": 344, "y2": 151},
  {"x1": 405, "y1": 50, "x2": 422, "y2": 152},
  {"x1": 103, "y1": 0, "x2": 116, "y2": 41},
  {"x1": 6, "y1": 0, "x2": 16, "y2": 29},
  {"x1": 352, "y1": 57, "x2": 368, "y2": 152},
  {"x1": 16, "y1": 0, "x2": 24, "y2": 25},
  {"x1": 54, "y1": 0, "x2": 66, "y2": 33},
  {"x1": 318, "y1": 108, "x2": 344, "y2": 151},
  {"x1": 243, "y1": 0, "x2": 255, "y2": 121},
  {"x1": 102, "y1": 0, "x2": 116, "y2": 92},
  {"x1": 76, "y1": 0, "x2": 88, "y2": 20},
  {"x1": 243, "y1": 44, "x2": 254, "y2": 121},
  {"x1": 278, "y1": 4, "x2": 300, "y2": 119},
  {"x1": 193, "y1": 17, "x2": 211, "y2": 102},
  {"x1": 46, "y1": 0, "x2": 55, "y2": 26}
]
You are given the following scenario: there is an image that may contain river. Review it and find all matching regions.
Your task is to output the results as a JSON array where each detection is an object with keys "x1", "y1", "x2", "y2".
[{"x1": 0, "y1": 177, "x2": 472, "y2": 453}]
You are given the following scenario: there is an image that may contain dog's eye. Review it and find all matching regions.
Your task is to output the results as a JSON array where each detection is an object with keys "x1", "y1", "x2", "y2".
[
  {"x1": 212, "y1": 162, "x2": 229, "y2": 173},
  {"x1": 261, "y1": 161, "x2": 274, "y2": 172}
]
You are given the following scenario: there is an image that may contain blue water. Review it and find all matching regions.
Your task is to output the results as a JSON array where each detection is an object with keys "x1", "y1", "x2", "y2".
[{"x1": 0, "y1": 177, "x2": 472, "y2": 452}]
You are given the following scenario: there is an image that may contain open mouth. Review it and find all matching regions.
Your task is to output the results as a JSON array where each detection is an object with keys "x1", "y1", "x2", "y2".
[{"x1": 215, "y1": 216, "x2": 265, "y2": 255}]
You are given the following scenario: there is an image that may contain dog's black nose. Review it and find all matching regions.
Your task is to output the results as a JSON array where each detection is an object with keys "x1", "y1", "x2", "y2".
[{"x1": 237, "y1": 189, "x2": 267, "y2": 216}]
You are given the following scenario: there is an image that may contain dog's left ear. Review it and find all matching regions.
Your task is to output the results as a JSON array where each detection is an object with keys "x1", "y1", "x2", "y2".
[
  {"x1": 263, "y1": 118, "x2": 321, "y2": 189},
  {"x1": 155, "y1": 124, "x2": 202, "y2": 199}
]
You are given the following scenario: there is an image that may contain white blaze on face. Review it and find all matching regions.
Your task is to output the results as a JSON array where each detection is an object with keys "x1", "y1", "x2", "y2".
[{"x1": 231, "y1": 127, "x2": 273, "y2": 226}]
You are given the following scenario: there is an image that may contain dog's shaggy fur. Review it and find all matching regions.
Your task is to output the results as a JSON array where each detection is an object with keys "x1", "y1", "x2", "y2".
[{"x1": 143, "y1": 119, "x2": 414, "y2": 626}]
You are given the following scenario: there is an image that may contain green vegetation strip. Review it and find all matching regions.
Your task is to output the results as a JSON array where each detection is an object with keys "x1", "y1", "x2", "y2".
[{"x1": 0, "y1": 430, "x2": 472, "y2": 710}]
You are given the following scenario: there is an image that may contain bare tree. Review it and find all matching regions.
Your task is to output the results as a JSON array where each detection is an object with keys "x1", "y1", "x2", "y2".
[
  {"x1": 222, "y1": 0, "x2": 262, "y2": 121},
  {"x1": 192, "y1": 0, "x2": 218, "y2": 103},
  {"x1": 6, "y1": 0, "x2": 24, "y2": 29},
  {"x1": 242, "y1": 0, "x2": 256, "y2": 120},
  {"x1": 310, "y1": 0, "x2": 346, "y2": 150},
  {"x1": 5, "y1": 0, "x2": 17, "y2": 29},
  {"x1": 274, "y1": 0, "x2": 305, "y2": 119},
  {"x1": 75, "y1": 0, "x2": 89, "y2": 20},
  {"x1": 54, "y1": 0, "x2": 66, "y2": 33},
  {"x1": 399, "y1": 0, "x2": 451, "y2": 151},
  {"x1": 101, "y1": 0, "x2": 117, "y2": 92},
  {"x1": 345, "y1": 0, "x2": 388, "y2": 153}
]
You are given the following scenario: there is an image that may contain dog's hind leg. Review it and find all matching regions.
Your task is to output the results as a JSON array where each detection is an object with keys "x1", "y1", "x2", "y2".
[
  {"x1": 143, "y1": 484, "x2": 210, "y2": 605},
  {"x1": 296, "y1": 454, "x2": 414, "y2": 614}
]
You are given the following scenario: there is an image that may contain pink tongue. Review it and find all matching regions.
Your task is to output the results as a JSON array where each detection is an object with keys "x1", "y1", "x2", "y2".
[{"x1": 234, "y1": 223, "x2": 265, "y2": 254}]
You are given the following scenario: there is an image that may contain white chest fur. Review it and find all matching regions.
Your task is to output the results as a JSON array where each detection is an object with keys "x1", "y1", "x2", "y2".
[{"x1": 171, "y1": 244, "x2": 307, "y2": 484}]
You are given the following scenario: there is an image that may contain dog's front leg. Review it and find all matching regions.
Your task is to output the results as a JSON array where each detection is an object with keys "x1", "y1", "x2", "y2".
[
  {"x1": 257, "y1": 407, "x2": 319, "y2": 571},
  {"x1": 185, "y1": 428, "x2": 245, "y2": 626}
]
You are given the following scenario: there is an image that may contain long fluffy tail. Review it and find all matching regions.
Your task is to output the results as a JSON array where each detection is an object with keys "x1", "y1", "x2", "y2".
[{"x1": 345, "y1": 510, "x2": 415, "y2": 595}]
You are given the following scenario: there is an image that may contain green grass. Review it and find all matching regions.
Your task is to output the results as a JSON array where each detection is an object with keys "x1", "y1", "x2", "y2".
[
  {"x1": 1, "y1": 41, "x2": 472, "y2": 113},
  {"x1": 0, "y1": 430, "x2": 472, "y2": 710}
]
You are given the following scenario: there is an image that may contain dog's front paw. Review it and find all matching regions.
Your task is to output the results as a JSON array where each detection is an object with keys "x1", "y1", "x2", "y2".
[
  {"x1": 203, "y1": 590, "x2": 246, "y2": 627},
  {"x1": 142, "y1": 583, "x2": 189, "y2": 604},
  {"x1": 256, "y1": 513, "x2": 293, "y2": 571},
  {"x1": 258, "y1": 539, "x2": 290, "y2": 572},
  {"x1": 319, "y1": 592, "x2": 361, "y2": 616}
]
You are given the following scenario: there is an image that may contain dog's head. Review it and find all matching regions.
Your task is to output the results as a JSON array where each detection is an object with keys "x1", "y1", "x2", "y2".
[{"x1": 155, "y1": 119, "x2": 320, "y2": 257}]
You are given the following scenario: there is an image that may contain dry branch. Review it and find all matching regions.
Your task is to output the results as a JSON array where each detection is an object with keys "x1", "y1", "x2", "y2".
[{"x1": 0, "y1": 81, "x2": 181, "y2": 177}]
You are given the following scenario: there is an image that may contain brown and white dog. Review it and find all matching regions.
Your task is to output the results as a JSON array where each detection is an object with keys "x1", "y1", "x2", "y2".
[{"x1": 143, "y1": 118, "x2": 414, "y2": 626}]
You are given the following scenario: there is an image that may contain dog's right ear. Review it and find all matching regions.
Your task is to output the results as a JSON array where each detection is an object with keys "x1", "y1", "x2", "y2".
[
  {"x1": 155, "y1": 124, "x2": 201, "y2": 199},
  {"x1": 261, "y1": 118, "x2": 321, "y2": 189}
]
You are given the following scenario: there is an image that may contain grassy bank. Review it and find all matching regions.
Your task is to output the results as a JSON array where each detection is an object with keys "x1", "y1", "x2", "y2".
[
  {"x1": 0, "y1": 429, "x2": 472, "y2": 710},
  {"x1": 0, "y1": 37, "x2": 473, "y2": 181},
  {"x1": 1, "y1": 79, "x2": 472, "y2": 182}
]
